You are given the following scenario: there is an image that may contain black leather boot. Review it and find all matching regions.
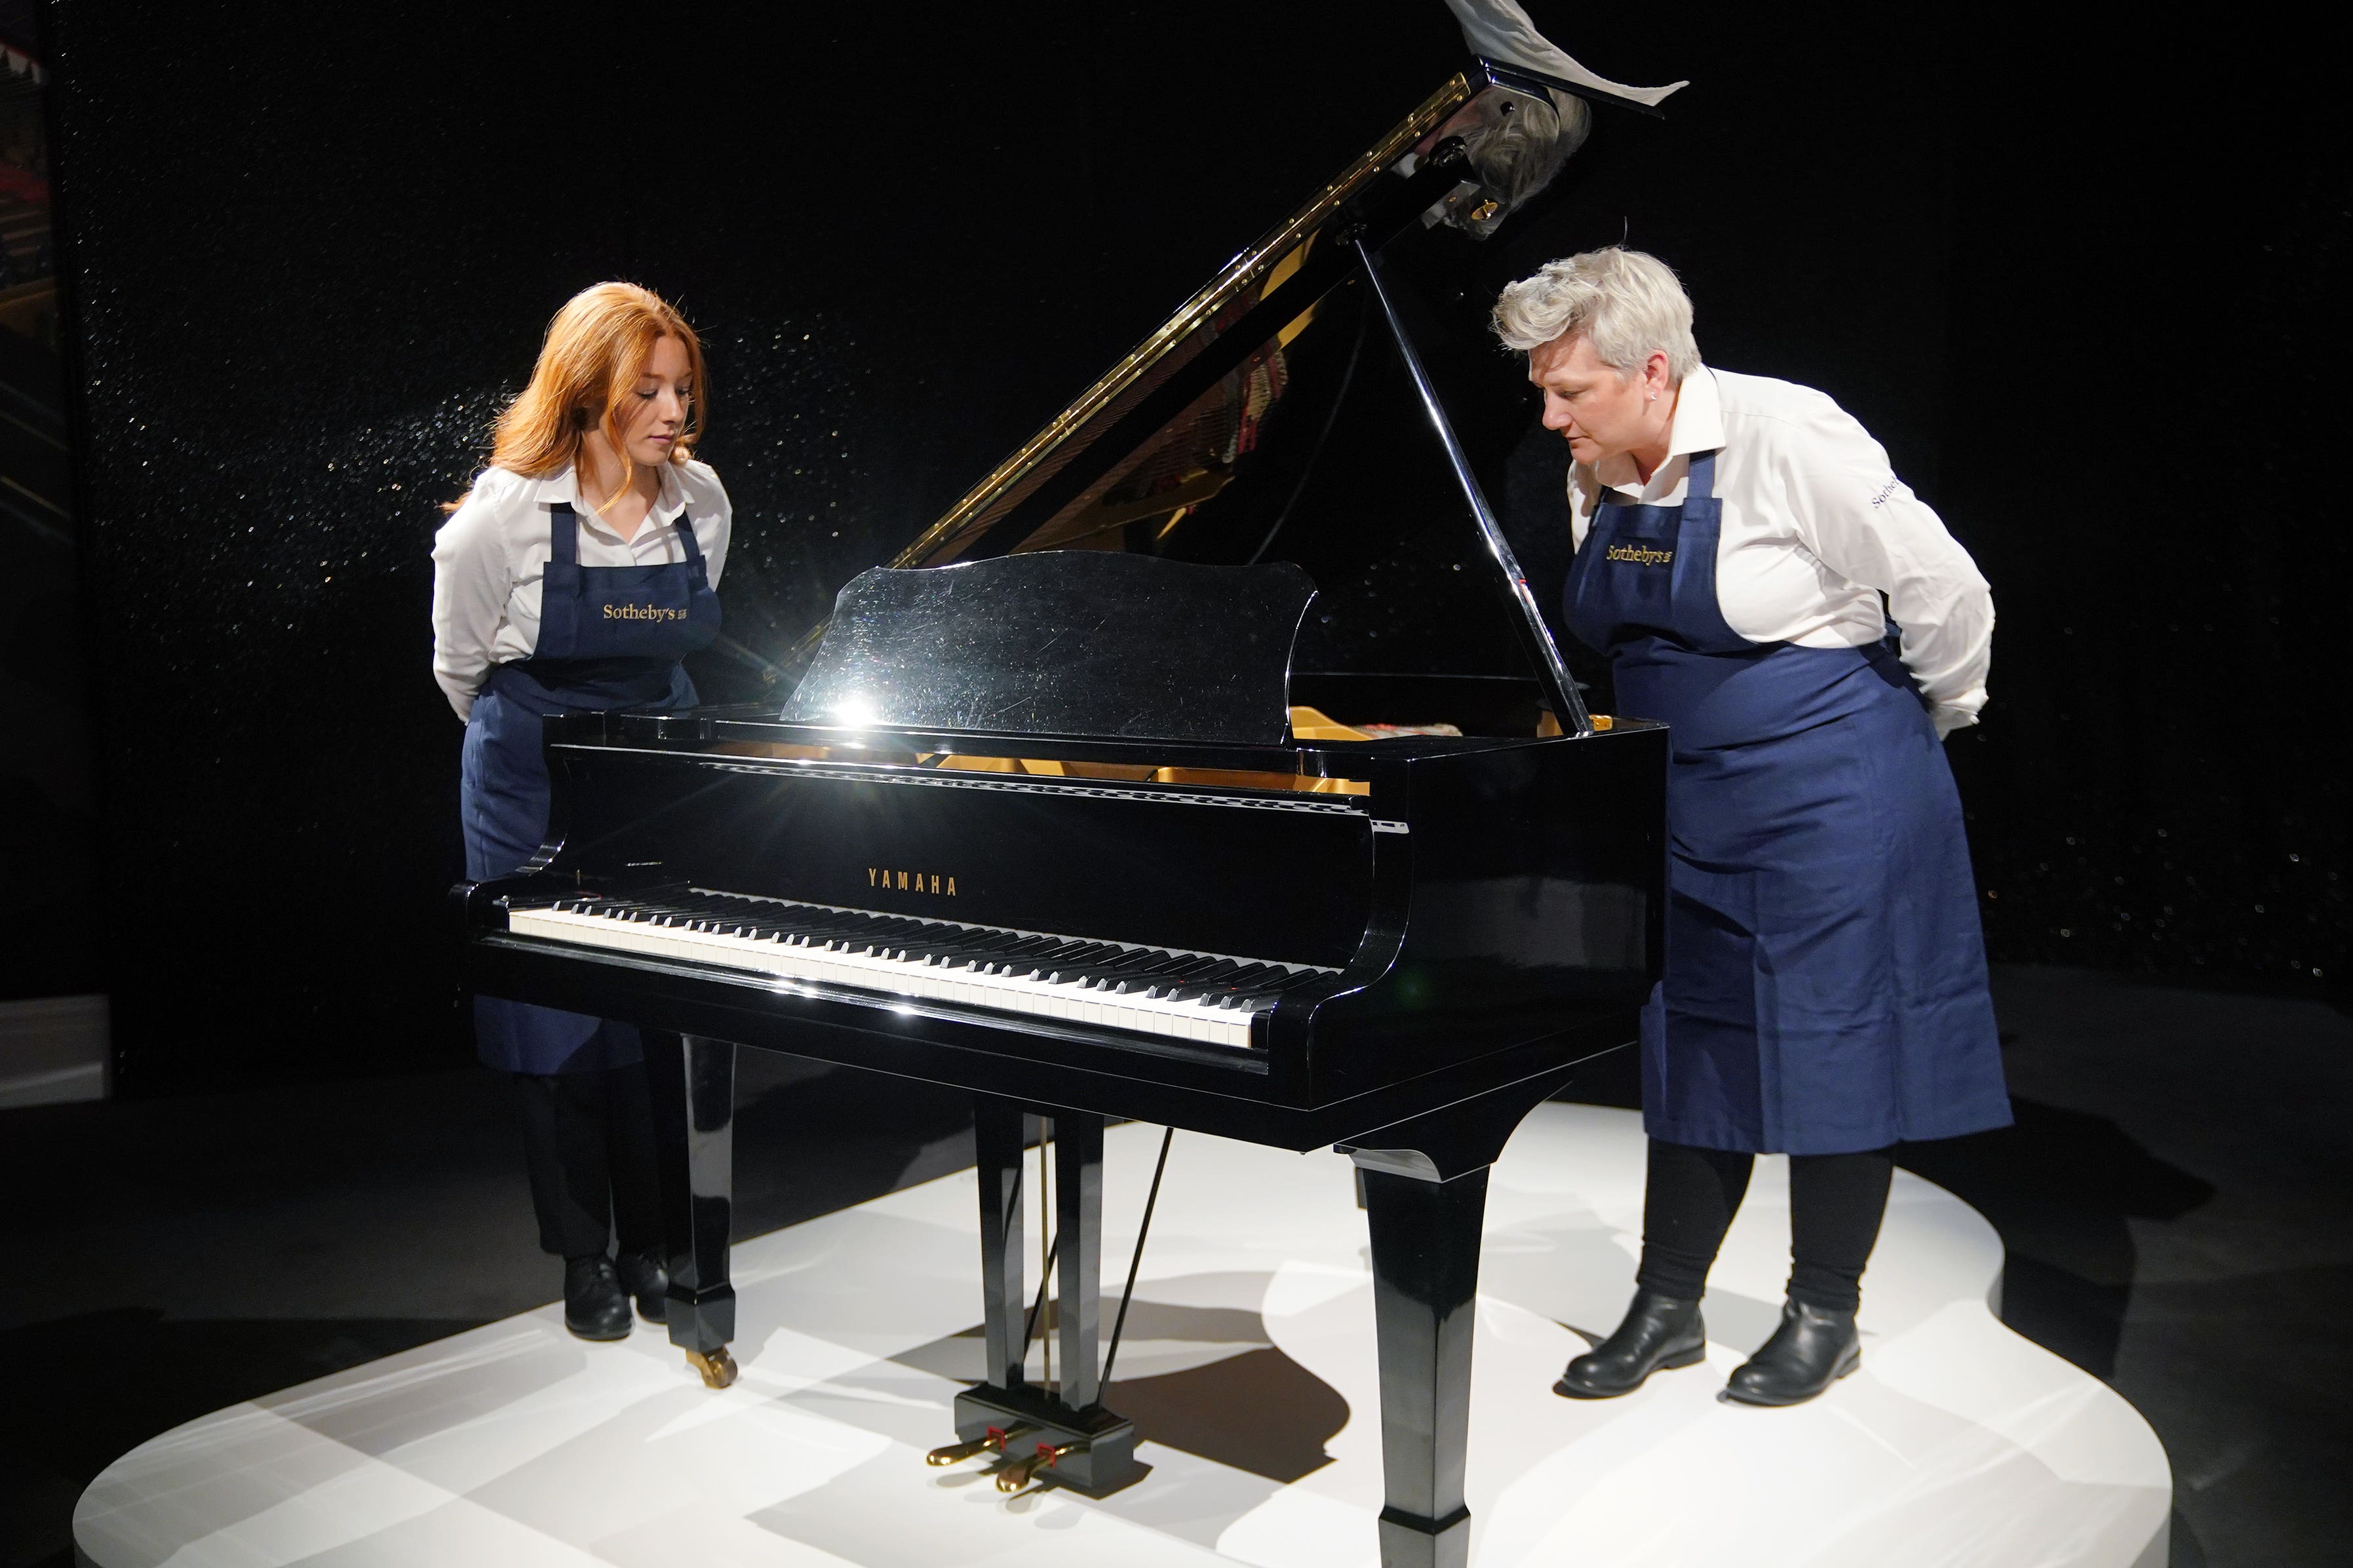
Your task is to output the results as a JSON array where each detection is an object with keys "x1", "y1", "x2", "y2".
[
  {"x1": 1722, "y1": 1299, "x2": 1860, "y2": 1406},
  {"x1": 1555, "y1": 1288, "x2": 1708, "y2": 1399},
  {"x1": 615, "y1": 1246, "x2": 669, "y2": 1326},
  {"x1": 564, "y1": 1254, "x2": 633, "y2": 1341}
]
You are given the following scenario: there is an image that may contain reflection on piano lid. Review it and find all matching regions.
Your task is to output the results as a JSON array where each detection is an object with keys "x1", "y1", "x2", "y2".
[
  {"x1": 783, "y1": 552, "x2": 1317, "y2": 746},
  {"x1": 771, "y1": 58, "x2": 1656, "y2": 738}
]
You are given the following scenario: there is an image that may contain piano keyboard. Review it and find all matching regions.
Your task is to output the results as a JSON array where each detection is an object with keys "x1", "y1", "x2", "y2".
[{"x1": 503, "y1": 889, "x2": 1339, "y2": 1050}]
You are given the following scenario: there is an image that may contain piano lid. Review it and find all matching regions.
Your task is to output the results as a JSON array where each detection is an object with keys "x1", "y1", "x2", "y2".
[
  {"x1": 788, "y1": 59, "x2": 1665, "y2": 731},
  {"x1": 782, "y1": 553, "x2": 1315, "y2": 745}
]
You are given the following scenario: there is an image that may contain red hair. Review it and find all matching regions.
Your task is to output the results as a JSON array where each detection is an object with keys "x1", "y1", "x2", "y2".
[{"x1": 450, "y1": 282, "x2": 708, "y2": 508}]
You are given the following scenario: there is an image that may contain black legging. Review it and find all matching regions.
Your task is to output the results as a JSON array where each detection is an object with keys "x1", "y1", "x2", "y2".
[
  {"x1": 1634, "y1": 1138, "x2": 1894, "y2": 1312},
  {"x1": 513, "y1": 1061, "x2": 663, "y2": 1260}
]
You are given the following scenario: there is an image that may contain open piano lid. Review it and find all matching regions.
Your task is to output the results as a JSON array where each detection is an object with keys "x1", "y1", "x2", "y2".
[{"x1": 794, "y1": 60, "x2": 1667, "y2": 737}]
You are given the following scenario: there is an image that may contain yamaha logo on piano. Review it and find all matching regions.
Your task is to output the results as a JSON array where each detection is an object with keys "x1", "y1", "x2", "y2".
[{"x1": 869, "y1": 867, "x2": 957, "y2": 896}]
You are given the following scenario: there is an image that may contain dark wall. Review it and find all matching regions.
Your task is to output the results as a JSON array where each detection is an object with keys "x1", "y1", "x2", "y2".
[
  {"x1": 43, "y1": 1, "x2": 2344, "y2": 1092},
  {"x1": 0, "y1": 9, "x2": 95, "y2": 1006},
  {"x1": 1935, "y1": 22, "x2": 2346, "y2": 985}
]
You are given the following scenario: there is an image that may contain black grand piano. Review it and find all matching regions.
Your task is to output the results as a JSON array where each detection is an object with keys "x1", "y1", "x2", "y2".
[{"x1": 459, "y1": 59, "x2": 1668, "y2": 1568}]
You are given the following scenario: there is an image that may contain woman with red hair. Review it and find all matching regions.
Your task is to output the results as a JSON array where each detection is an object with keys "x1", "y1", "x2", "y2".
[{"x1": 431, "y1": 282, "x2": 728, "y2": 1341}]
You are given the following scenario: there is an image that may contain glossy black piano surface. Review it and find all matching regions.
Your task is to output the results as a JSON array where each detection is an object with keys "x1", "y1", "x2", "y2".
[
  {"x1": 458, "y1": 57, "x2": 1669, "y2": 1568},
  {"x1": 465, "y1": 673, "x2": 1662, "y2": 1117}
]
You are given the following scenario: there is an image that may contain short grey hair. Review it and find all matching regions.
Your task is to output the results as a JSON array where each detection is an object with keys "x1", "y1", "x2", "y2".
[{"x1": 1491, "y1": 247, "x2": 1701, "y2": 381}]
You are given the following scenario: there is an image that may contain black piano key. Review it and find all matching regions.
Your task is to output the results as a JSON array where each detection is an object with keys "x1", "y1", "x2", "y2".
[
  {"x1": 1135, "y1": 955, "x2": 1219, "y2": 987},
  {"x1": 1097, "y1": 951, "x2": 1197, "y2": 989},
  {"x1": 929, "y1": 932, "x2": 1028, "y2": 968},
  {"x1": 1038, "y1": 944, "x2": 1130, "y2": 983},
  {"x1": 1104, "y1": 953, "x2": 1200, "y2": 993},
  {"x1": 1163, "y1": 961, "x2": 1249, "y2": 1001},
  {"x1": 1136, "y1": 956, "x2": 1232, "y2": 996},
  {"x1": 986, "y1": 939, "x2": 1083, "y2": 974},
  {"x1": 1052, "y1": 949, "x2": 1159, "y2": 986},
  {"x1": 1212, "y1": 966, "x2": 1327, "y2": 1010},
  {"x1": 1183, "y1": 961, "x2": 1264, "y2": 989},
  {"x1": 953, "y1": 931, "x2": 1030, "y2": 956}
]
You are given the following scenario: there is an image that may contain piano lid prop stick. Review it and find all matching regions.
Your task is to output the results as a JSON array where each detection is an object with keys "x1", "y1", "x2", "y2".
[
  {"x1": 1097, "y1": 1126, "x2": 1176, "y2": 1390},
  {"x1": 1352, "y1": 232, "x2": 1597, "y2": 736}
]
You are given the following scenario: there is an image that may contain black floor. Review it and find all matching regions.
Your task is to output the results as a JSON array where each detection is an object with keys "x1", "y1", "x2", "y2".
[{"x1": 3, "y1": 965, "x2": 2346, "y2": 1567}]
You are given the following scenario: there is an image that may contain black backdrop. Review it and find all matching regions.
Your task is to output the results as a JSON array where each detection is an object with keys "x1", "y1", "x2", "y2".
[{"x1": 43, "y1": 1, "x2": 2345, "y2": 1094}]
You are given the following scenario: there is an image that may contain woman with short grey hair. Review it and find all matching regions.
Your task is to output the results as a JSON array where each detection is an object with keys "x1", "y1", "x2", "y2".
[{"x1": 1499, "y1": 248, "x2": 2009, "y2": 1407}]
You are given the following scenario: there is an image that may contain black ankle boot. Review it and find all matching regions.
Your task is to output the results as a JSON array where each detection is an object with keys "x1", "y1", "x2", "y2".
[
  {"x1": 564, "y1": 1254, "x2": 633, "y2": 1341},
  {"x1": 1555, "y1": 1288, "x2": 1707, "y2": 1399},
  {"x1": 1722, "y1": 1299, "x2": 1860, "y2": 1406},
  {"x1": 615, "y1": 1246, "x2": 669, "y2": 1326}
]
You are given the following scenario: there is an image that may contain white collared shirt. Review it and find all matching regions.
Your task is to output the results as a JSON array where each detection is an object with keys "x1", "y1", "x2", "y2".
[
  {"x1": 1570, "y1": 366, "x2": 1993, "y2": 736},
  {"x1": 429, "y1": 459, "x2": 732, "y2": 720}
]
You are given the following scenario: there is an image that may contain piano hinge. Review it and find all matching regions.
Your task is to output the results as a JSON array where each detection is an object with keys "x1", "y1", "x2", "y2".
[{"x1": 1371, "y1": 819, "x2": 1409, "y2": 835}]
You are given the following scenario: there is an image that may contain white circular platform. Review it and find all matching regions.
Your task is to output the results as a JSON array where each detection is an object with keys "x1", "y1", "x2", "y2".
[{"x1": 74, "y1": 1103, "x2": 2171, "y2": 1567}]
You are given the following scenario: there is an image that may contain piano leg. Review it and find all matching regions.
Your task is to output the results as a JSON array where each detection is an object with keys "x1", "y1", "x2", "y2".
[
  {"x1": 1342, "y1": 1066, "x2": 1584, "y2": 1568},
  {"x1": 644, "y1": 1030, "x2": 738, "y2": 1389},
  {"x1": 1356, "y1": 1164, "x2": 1488, "y2": 1568},
  {"x1": 973, "y1": 1097, "x2": 1028, "y2": 1392},
  {"x1": 944, "y1": 1101, "x2": 1139, "y2": 1495},
  {"x1": 1053, "y1": 1112, "x2": 1105, "y2": 1413}
]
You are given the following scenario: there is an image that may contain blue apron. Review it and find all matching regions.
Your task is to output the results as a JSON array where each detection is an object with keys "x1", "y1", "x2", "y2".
[
  {"x1": 461, "y1": 497, "x2": 721, "y2": 1073},
  {"x1": 1563, "y1": 450, "x2": 2009, "y2": 1154}
]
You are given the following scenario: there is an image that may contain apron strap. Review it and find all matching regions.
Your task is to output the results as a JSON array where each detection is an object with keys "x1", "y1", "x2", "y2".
[
  {"x1": 549, "y1": 501, "x2": 581, "y2": 566},
  {"x1": 1686, "y1": 449, "x2": 1719, "y2": 503},
  {"x1": 667, "y1": 512, "x2": 708, "y2": 575}
]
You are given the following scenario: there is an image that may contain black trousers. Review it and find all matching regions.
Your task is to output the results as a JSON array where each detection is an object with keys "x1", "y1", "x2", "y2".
[
  {"x1": 1634, "y1": 1138, "x2": 1894, "y2": 1312},
  {"x1": 511, "y1": 1061, "x2": 663, "y2": 1260}
]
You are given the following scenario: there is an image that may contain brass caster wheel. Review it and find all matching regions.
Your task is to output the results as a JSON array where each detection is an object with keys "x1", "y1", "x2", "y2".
[{"x1": 685, "y1": 1347, "x2": 738, "y2": 1389}]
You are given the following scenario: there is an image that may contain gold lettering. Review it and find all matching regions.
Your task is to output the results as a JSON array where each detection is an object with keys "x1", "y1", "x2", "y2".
[
  {"x1": 859, "y1": 867, "x2": 958, "y2": 895},
  {"x1": 1603, "y1": 545, "x2": 1675, "y2": 567}
]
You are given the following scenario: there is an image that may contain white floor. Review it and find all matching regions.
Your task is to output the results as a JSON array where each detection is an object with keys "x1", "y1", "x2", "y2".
[{"x1": 74, "y1": 1104, "x2": 2171, "y2": 1568}]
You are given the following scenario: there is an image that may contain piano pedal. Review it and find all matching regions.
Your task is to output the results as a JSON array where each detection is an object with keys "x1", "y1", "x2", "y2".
[
  {"x1": 995, "y1": 1439, "x2": 1085, "y2": 1494},
  {"x1": 925, "y1": 1423, "x2": 1034, "y2": 1468},
  {"x1": 684, "y1": 1347, "x2": 738, "y2": 1389}
]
